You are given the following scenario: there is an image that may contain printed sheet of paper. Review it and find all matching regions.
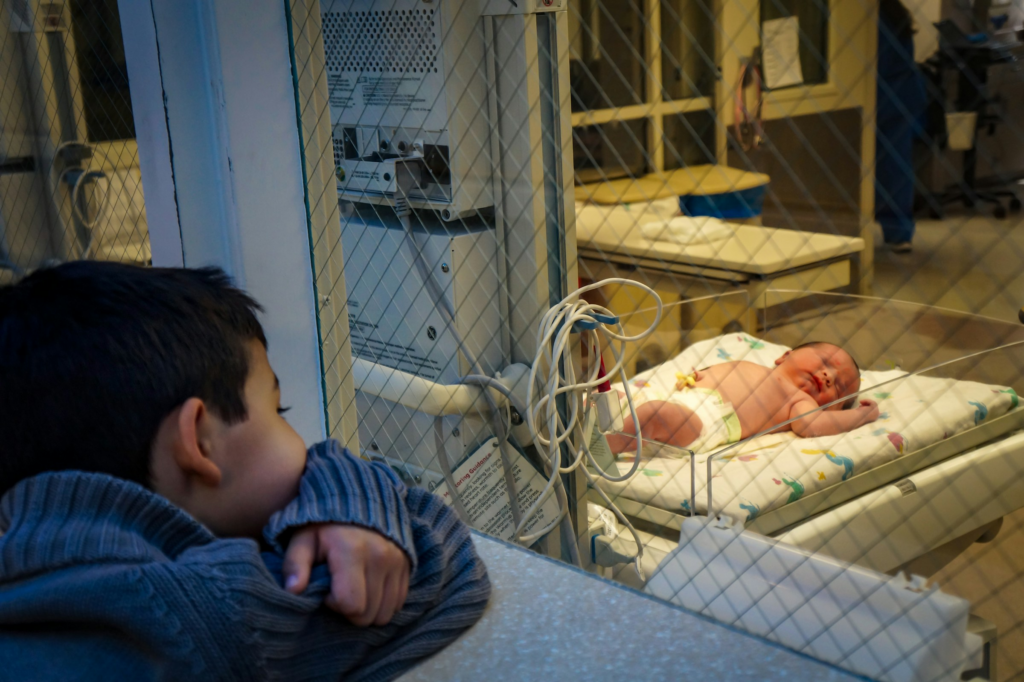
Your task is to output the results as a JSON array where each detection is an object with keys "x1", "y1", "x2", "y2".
[
  {"x1": 762, "y1": 17, "x2": 804, "y2": 89},
  {"x1": 431, "y1": 439, "x2": 560, "y2": 544}
]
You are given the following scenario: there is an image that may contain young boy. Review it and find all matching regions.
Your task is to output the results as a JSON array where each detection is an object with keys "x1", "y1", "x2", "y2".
[
  {"x1": 607, "y1": 342, "x2": 880, "y2": 455},
  {"x1": 0, "y1": 262, "x2": 490, "y2": 681}
]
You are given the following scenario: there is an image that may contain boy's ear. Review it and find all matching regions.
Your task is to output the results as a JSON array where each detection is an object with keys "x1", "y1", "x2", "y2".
[
  {"x1": 775, "y1": 351, "x2": 790, "y2": 366},
  {"x1": 171, "y1": 397, "x2": 223, "y2": 487}
]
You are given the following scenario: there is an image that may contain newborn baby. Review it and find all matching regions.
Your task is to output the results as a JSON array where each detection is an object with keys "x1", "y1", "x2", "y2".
[{"x1": 606, "y1": 342, "x2": 880, "y2": 456}]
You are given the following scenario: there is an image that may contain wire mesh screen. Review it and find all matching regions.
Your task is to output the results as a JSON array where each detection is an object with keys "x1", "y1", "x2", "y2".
[
  {"x1": 0, "y1": 0, "x2": 149, "y2": 282},
  {"x1": 285, "y1": 0, "x2": 1024, "y2": 678}
]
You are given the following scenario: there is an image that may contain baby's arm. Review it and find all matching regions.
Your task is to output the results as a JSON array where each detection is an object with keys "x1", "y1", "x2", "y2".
[{"x1": 788, "y1": 398, "x2": 880, "y2": 438}]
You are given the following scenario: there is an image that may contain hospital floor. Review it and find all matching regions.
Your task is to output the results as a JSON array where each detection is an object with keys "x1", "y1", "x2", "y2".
[{"x1": 872, "y1": 211, "x2": 1024, "y2": 681}]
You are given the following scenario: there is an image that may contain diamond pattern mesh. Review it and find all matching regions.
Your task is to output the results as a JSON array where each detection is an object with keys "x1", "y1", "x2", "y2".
[
  {"x1": 0, "y1": 0, "x2": 150, "y2": 277},
  {"x1": 3, "y1": 0, "x2": 1013, "y2": 676},
  {"x1": 282, "y1": 0, "x2": 1024, "y2": 675}
]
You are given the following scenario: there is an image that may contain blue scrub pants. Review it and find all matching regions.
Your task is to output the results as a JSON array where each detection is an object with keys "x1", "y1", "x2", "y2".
[
  {"x1": 875, "y1": 111, "x2": 916, "y2": 244},
  {"x1": 875, "y1": 72, "x2": 924, "y2": 245}
]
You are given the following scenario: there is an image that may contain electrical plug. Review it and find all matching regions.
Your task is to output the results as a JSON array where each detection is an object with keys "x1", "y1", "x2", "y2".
[{"x1": 595, "y1": 390, "x2": 623, "y2": 433}]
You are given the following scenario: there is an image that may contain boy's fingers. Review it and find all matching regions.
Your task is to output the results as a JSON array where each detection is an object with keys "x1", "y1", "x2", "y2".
[
  {"x1": 377, "y1": 555, "x2": 411, "y2": 625},
  {"x1": 282, "y1": 529, "x2": 317, "y2": 594},
  {"x1": 373, "y1": 573, "x2": 398, "y2": 626},
  {"x1": 359, "y1": 570, "x2": 385, "y2": 627},
  {"x1": 397, "y1": 563, "x2": 410, "y2": 611},
  {"x1": 326, "y1": 547, "x2": 368, "y2": 621}
]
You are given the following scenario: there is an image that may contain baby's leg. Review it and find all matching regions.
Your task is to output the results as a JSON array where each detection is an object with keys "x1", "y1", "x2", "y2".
[{"x1": 606, "y1": 400, "x2": 704, "y2": 454}]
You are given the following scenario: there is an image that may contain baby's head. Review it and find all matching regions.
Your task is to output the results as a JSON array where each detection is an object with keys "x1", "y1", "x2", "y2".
[
  {"x1": 0, "y1": 262, "x2": 307, "y2": 538},
  {"x1": 774, "y1": 341, "x2": 861, "y2": 410}
]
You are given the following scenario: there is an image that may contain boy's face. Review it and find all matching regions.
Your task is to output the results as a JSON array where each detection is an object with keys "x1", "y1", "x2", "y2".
[
  {"x1": 210, "y1": 340, "x2": 309, "y2": 537},
  {"x1": 153, "y1": 339, "x2": 309, "y2": 538},
  {"x1": 775, "y1": 344, "x2": 859, "y2": 409}
]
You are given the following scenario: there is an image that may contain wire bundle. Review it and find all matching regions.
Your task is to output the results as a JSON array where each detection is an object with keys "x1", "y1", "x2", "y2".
[
  {"x1": 395, "y1": 182, "x2": 662, "y2": 574},
  {"x1": 53, "y1": 141, "x2": 112, "y2": 259},
  {"x1": 516, "y1": 279, "x2": 663, "y2": 576}
]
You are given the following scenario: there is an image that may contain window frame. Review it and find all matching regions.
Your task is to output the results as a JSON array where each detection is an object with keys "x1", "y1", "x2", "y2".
[{"x1": 569, "y1": 0, "x2": 717, "y2": 175}]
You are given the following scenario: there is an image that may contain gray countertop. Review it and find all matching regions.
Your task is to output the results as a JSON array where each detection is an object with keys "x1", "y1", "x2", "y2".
[{"x1": 398, "y1": 533, "x2": 865, "y2": 681}]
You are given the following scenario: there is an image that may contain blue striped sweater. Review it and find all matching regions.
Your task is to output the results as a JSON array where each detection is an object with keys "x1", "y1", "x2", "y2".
[{"x1": 0, "y1": 440, "x2": 490, "y2": 681}]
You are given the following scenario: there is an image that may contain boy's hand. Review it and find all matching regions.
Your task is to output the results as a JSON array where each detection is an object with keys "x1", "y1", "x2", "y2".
[
  {"x1": 283, "y1": 524, "x2": 410, "y2": 626},
  {"x1": 858, "y1": 399, "x2": 880, "y2": 424}
]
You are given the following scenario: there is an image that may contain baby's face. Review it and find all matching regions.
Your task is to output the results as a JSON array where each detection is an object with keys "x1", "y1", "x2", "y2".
[
  {"x1": 775, "y1": 344, "x2": 859, "y2": 409},
  {"x1": 210, "y1": 340, "x2": 309, "y2": 537}
]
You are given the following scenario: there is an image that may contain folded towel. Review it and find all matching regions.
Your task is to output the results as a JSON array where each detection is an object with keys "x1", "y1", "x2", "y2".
[{"x1": 639, "y1": 215, "x2": 733, "y2": 245}]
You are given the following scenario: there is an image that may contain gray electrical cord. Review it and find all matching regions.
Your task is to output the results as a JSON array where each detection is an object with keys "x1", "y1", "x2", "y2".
[
  {"x1": 395, "y1": 169, "x2": 526, "y2": 533},
  {"x1": 433, "y1": 416, "x2": 471, "y2": 524},
  {"x1": 461, "y1": 374, "x2": 582, "y2": 567}
]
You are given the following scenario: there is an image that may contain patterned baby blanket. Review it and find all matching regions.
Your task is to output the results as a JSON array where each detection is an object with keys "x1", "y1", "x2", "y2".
[{"x1": 598, "y1": 333, "x2": 1019, "y2": 523}]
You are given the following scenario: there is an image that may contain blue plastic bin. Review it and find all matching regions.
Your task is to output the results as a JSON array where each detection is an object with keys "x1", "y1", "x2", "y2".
[{"x1": 680, "y1": 184, "x2": 767, "y2": 220}]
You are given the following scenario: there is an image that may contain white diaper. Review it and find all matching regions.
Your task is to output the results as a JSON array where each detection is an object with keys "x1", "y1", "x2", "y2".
[{"x1": 619, "y1": 385, "x2": 742, "y2": 457}]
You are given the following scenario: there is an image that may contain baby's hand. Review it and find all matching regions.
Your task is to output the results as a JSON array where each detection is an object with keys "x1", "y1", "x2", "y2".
[
  {"x1": 283, "y1": 524, "x2": 410, "y2": 626},
  {"x1": 858, "y1": 399, "x2": 880, "y2": 424}
]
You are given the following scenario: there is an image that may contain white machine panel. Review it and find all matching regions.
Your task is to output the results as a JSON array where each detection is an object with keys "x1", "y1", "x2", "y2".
[
  {"x1": 322, "y1": 3, "x2": 447, "y2": 132},
  {"x1": 322, "y1": 0, "x2": 492, "y2": 215},
  {"x1": 341, "y1": 210, "x2": 500, "y2": 382},
  {"x1": 341, "y1": 208, "x2": 501, "y2": 471}
]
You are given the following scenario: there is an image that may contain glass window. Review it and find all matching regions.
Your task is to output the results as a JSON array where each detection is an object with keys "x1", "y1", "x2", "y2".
[
  {"x1": 663, "y1": 110, "x2": 717, "y2": 170},
  {"x1": 568, "y1": 0, "x2": 646, "y2": 111},
  {"x1": 568, "y1": 0, "x2": 718, "y2": 180},
  {"x1": 573, "y1": 119, "x2": 648, "y2": 183},
  {"x1": 70, "y1": 0, "x2": 135, "y2": 142},
  {"x1": 661, "y1": 0, "x2": 717, "y2": 100},
  {"x1": 761, "y1": 0, "x2": 829, "y2": 87}
]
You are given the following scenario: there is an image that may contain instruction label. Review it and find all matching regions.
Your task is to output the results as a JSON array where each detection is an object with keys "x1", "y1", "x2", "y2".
[
  {"x1": 327, "y1": 75, "x2": 356, "y2": 111},
  {"x1": 347, "y1": 310, "x2": 443, "y2": 380},
  {"x1": 431, "y1": 440, "x2": 561, "y2": 544},
  {"x1": 328, "y1": 72, "x2": 443, "y2": 129},
  {"x1": 359, "y1": 76, "x2": 431, "y2": 111},
  {"x1": 894, "y1": 479, "x2": 917, "y2": 496}
]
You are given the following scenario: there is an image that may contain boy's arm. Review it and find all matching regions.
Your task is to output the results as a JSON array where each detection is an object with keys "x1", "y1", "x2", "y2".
[
  {"x1": 257, "y1": 440, "x2": 489, "y2": 678},
  {"x1": 789, "y1": 398, "x2": 880, "y2": 438},
  {"x1": 264, "y1": 440, "x2": 417, "y2": 573},
  {"x1": 344, "y1": 486, "x2": 491, "y2": 682},
  {"x1": 264, "y1": 441, "x2": 416, "y2": 625}
]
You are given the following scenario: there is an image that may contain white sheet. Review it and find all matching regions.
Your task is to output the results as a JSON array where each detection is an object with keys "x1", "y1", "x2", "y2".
[{"x1": 597, "y1": 333, "x2": 1019, "y2": 523}]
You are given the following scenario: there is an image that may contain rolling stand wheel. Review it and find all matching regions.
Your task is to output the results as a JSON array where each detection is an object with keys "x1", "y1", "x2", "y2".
[
  {"x1": 994, "y1": 204, "x2": 1008, "y2": 220},
  {"x1": 964, "y1": 197, "x2": 975, "y2": 209},
  {"x1": 1010, "y1": 197, "x2": 1022, "y2": 214},
  {"x1": 928, "y1": 206, "x2": 944, "y2": 220}
]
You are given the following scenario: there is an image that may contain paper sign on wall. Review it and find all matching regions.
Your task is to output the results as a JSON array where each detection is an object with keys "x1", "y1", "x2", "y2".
[
  {"x1": 431, "y1": 439, "x2": 561, "y2": 544},
  {"x1": 762, "y1": 17, "x2": 804, "y2": 89}
]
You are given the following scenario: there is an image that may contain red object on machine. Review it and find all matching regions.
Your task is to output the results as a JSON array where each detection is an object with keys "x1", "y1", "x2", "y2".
[{"x1": 597, "y1": 355, "x2": 612, "y2": 393}]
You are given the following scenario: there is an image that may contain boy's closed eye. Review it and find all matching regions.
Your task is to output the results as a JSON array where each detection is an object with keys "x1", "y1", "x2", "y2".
[{"x1": 272, "y1": 373, "x2": 291, "y2": 416}]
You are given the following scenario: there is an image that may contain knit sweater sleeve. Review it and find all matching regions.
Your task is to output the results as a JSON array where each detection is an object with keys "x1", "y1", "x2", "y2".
[
  {"x1": 343, "y1": 488, "x2": 491, "y2": 682},
  {"x1": 264, "y1": 440, "x2": 417, "y2": 572},
  {"x1": 150, "y1": 463, "x2": 490, "y2": 681},
  {"x1": 240, "y1": 465, "x2": 491, "y2": 681},
  {"x1": 0, "y1": 469, "x2": 489, "y2": 682}
]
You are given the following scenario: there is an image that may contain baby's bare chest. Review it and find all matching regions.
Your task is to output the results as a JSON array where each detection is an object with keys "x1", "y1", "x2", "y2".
[{"x1": 698, "y1": 363, "x2": 802, "y2": 429}]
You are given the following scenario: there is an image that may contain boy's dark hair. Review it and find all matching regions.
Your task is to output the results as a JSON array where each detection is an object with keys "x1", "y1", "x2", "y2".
[
  {"x1": 0, "y1": 261, "x2": 266, "y2": 494},
  {"x1": 792, "y1": 341, "x2": 861, "y2": 410}
]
